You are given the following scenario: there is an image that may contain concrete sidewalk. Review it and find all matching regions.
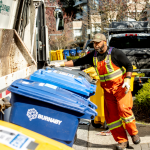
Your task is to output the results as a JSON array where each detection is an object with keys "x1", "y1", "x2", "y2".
[{"x1": 73, "y1": 120, "x2": 150, "y2": 150}]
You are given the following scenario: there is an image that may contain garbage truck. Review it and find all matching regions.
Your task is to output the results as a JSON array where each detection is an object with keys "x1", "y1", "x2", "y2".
[{"x1": 0, "y1": 0, "x2": 64, "y2": 117}]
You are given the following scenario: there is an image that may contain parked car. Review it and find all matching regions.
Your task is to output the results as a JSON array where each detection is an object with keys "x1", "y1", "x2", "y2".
[
  {"x1": 109, "y1": 33, "x2": 150, "y2": 70},
  {"x1": 106, "y1": 21, "x2": 150, "y2": 92}
]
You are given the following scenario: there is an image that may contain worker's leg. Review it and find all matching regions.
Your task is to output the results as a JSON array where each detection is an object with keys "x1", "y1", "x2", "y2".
[
  {"x1": 104, "y1": 91, "x2": 128, "y2": 143},
  {"x1": 116, "y1": 90, "x2": 138, "y2": 136}
]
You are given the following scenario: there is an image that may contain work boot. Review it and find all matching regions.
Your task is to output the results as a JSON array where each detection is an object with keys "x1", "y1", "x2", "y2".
[
  {"x1": 116, "y1": 141, "x2": 129, "y2": 150},
  {"x1": 131, "y1": 134, "x2": 141, "y2": 144}
]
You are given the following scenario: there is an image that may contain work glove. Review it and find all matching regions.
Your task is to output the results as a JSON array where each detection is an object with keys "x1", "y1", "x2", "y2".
[
  {"x1": 122, "y1": 78, "x2": 130, "y2": 94},
  {"x1": 48, "y1": 62, "x2": 65, "y2": 67}
]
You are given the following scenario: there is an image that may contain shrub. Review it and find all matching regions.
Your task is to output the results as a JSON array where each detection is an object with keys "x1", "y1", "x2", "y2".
[
  {"x1": 133, "y1": 79, "x2": 150, "y2": 122},
  {"x1": 67, "y1": 56, "x2": 80, "y2": 61},
  {"x1": 134, "y1": 79, "x2": 150, "y2": 106}
]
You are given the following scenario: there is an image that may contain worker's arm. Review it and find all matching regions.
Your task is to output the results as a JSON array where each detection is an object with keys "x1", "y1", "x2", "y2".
[
  {"x1": 64, "y1": 60, "x2": 74, "y2": 67},
  {"x1": 112, "y1": 49, "x2": 133, "y2": 93},
  {"x1": 112, "y1": 49, "x2": 133, "y2": 78},
  {"x1": 49, "y1": 51, "x2": 94, "y2": 67},
  {"x1": 126, "y1": 72, "x2": 132, "y2": 78},
  {"x1": 73, "y1": 51, "x2": 94, "y2": 66},
  {"x1": 66, "y1": 51, "x2": 94, "y2": 66}
]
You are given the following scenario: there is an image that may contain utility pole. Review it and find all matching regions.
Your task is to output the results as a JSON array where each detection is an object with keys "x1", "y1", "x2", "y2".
[{"x1": 87, "y1": 0, "x2": 90, "y2": 39}]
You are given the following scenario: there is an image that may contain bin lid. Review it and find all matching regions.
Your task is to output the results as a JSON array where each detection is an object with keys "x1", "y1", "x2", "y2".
[
  {"x1": 63, "y1": 49, "x2": 70, "y2": 52},
  {"x1": 70, "y1": 49, "x2": 76, "y2": 51},
  {"x1": 77, "y1": 50, "x2": 82, "y2": 52},
  {"x1": 30, "y1": 69, "x2": 96, "y2": 97},
  {"x1": 47, "y1": 67, "x2": 97, "y2": 85},
  {"x1": 0, "y1": 120, "x2": 74, "y2": 150},
  {"x1": 8, "y1": 79, "x2": 97, "y2": 119},
  {"x1": 83, "y1": 67, "x2": 100, "y2": 80}
]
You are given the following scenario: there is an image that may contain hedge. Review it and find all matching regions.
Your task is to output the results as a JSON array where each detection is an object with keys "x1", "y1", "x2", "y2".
[{"x1": 133, "y1": 79, "x2": 150, "y2": 122}]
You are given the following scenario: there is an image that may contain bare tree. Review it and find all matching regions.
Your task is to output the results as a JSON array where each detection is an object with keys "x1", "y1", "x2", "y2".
[
  {"x1": 127, "y1": 0, "x2": 150, "y2": 21},
  {"x1": 80, "y1": 0, "x2": 150, "y2": 36},
  {"x1": 49, "y1": 23, "x2": 78, "y2": 50}
]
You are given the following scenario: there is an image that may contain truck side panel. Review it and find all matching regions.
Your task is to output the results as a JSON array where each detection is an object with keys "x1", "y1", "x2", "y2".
[{"x1": 0, "y1": 29, "x2": 36, "y2": 78}]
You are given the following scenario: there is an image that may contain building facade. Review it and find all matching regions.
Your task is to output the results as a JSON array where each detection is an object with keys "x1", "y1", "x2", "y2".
[{"x1": 73, "y1": 0, "x2": 100, "y2": 41}]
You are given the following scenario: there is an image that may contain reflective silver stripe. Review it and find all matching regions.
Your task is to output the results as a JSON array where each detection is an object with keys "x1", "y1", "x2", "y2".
[
  {"x1": 100, "y1": 76, "x2": 105, "y2": 81},
  {"x1": 121, "y1": 115, "x2": 135, "y2": 123},
  {"x1": 107, "y1": 120, "x2": 123, "y2": 130},
  {"x1": 94, "y1": 57, "x2": 97, "y2": 67},
  {"x1": 100, "y1": 68, "x2": 125, "y2": 81},
  {"x1": 93, "y1": 57, "x2": 100, "y2": 76},
  {"x1": 105, "y1": 55, "x2": 113, "y2": 73}
]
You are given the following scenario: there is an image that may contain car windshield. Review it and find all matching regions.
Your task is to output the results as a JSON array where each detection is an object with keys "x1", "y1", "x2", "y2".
[{"x1": 109, "y1": 36, "x2": 150, "y2": 49}]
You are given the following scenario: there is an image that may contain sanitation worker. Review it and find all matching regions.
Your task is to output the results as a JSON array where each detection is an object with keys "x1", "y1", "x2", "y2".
[{"x1": 50, "y1": 33, "x2": 140, "y2": 150}]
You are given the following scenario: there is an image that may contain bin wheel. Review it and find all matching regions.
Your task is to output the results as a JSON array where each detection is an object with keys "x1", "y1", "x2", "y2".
[
  {"x1": 74, "y1": 133, "x2": 77, "y2": 143},
  {"x1": 103, "y1": 121, "x2": 109, "y2": 130},
  {"x1": 91, "y1": 120, "x2": 102, "y2": 128}
]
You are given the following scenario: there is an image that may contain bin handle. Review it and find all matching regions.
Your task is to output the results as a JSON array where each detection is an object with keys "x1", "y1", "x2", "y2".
[
  {"x1": 21, "y1": 79, "x2": 35, "y2": 83},
  {"x1": 45, "y1": 67, "x2": 55, "y2": 70},
  {"x1": 74, "y1": 78, "x2": 82, "y2": 84},
  {"x1": 11, "y1": 85, "x2": 18, "y2": 89}
]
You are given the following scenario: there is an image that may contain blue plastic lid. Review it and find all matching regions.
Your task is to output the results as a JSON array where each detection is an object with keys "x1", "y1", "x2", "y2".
[
  {"x1": 77, "y1": 50, "x2": 82, "y2": 52},
  {"x1": 30, "y1": 69, "x2": 96, "y2": 97},
  {"x1": 8, "y1": 79, "x2": 97, "y2": 119},
  {"x1": 47, "y1": 67, "x2": 96, "y2": 91},
  {"x1": 70, "y1": 49, "x2": 76, "y2": 51},
  {"x1": 63, "y1": 49, "x2": 70, "y2": 52}
]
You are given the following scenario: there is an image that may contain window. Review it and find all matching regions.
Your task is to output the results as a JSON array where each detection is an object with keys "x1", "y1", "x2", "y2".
[
  {"x1": 109, "y1": 36, "x2": 150, "y2": 49},
  {"x1": 74, "y1": 29, "x2": 82, "y2": 37}
]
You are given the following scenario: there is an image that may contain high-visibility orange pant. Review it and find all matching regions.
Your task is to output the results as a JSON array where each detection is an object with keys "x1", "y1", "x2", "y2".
[{"x1": 104, "y1": 89, "x2": 138, "y2": 143}]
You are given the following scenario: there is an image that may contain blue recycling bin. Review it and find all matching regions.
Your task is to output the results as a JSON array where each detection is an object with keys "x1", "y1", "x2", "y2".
[
  {"x1": 70, "y1": 49, "x2": 76, "y2": 56},
  {"x1": 8, "y1": 79, "x2": 97, "y2": 147},
  {"x1": 77, "y1": 50, "x2": 82, "y2": 55},
  {"x1": 63, "y1": 49, "x2": 70, "y2": 59},
  {"x1": 76, "y1": 47, "x2": 80, "y2": 50},
  {"x1": 30, "y1": 69, "x2": 96, "y2": 98},
  {"x1": 47, "y1": 67, "x2": 97, "y2": 85},
  {"x1": 77, "y1": 50, "x2": 82, "y2": 53}
]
